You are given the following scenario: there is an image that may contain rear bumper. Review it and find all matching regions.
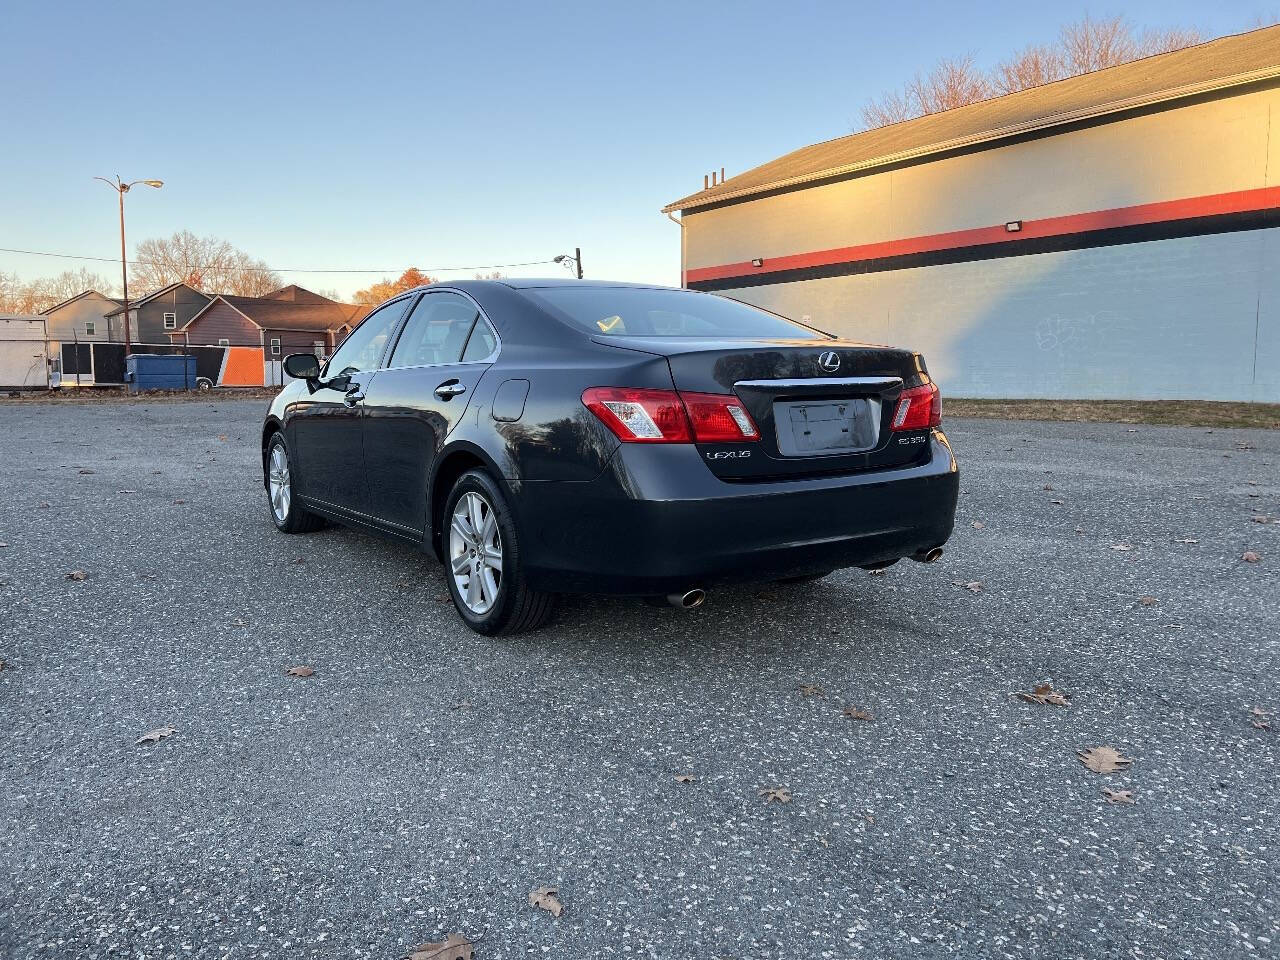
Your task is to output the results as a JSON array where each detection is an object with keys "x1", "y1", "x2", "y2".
[{"x1": 517, "y1": 430, "x2": 959, "y2": 595}]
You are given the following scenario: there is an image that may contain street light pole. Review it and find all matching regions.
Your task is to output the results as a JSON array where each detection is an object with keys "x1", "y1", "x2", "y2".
[
  {"x1": 554, "y1": 249, "x2": 584, "y2": 279},
  {"x1": 95, "y1": 175, "x2": 163, "y2": 358}
]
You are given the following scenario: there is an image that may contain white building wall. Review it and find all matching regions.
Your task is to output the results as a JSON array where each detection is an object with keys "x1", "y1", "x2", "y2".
[
  {"x1": 720, "y1": 227, "x2": 1278, "y2": 402},
  {"x1": 681, "y1": 84, "x2": 1279, "y2": 401}
]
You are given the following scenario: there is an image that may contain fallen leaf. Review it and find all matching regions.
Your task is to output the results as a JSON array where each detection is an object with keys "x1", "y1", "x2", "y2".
[
  {"x1": 529, "y1": 885, "x2": 564, "y2": 917},
  {"x1": 1251, "y1": 707, "x2": 1272, "y2": 730},
  {"x1": 1077, "y1": 746, "x2": 1133, "y2": 773},
  {"x1": 1172, "y1": 538, "x2": 1199, "y2": 544},
  {"x1": 405, "y1": 931, "x2": 475, "y2": 960},
  {"x1": 1102, "y1": 788, "x2": 1135, "y2": 804},
  {"x1": 136, "y1": 725, "x2": 176, "y2": 745},
  {"x1": 1016, "y1": 683, "x2": 1069, "y2": 706},
  {"x1": 218, "y1": 434, "x2": 229, "y2": 442},
  {"x1": 292, "y1": 557, "x2": 306, "y2": 565},
  {"x1": 172, "y1": 498, "x2": 186, "y2": 505},
  {"x1": 971, "y1": 520, "x2": 985, "y2": 529},
  {"x1": 37, "y1": 501, "x2": 50, "y2": 509},
  {"x1": 0, "y1": 541, "x2": 7, "y2": 548},
  {"x1": 66, "y1": 570, "x2": 87, "y2": 581},
  {"x1": 842, "y1": 706, "x2": 874, "y2": 721},
  {"x1": 1138, "y1": 596, "x2": 1158, "y2": 606},
  {"x1": 1042, "y1": 484, "x2": 1054, "y2": 491},
  {"x1": 117, "y1": 489, "x2": 136, "y2": 494},
  {"x1": 797, "y1": 683, "x2": 824, "y2": 698},
  {"x1": 1253, "y1": 718, "x2": 1272, "y2": 731},
  {"x1": 0, "y1": 658, "x2": 6, "y2": 671},
  {"x1": 1251, "y1": 515, "x2": 1273, "y2": 524},
  {"x1": 675, "y1": 774, "x2": 697, "y2": 783},
  {"x1": 452, "y1": 699, "x2": 473, "y2": 710},
  {"x1": 78, "y1": 468, "x2": 95, "y2": 475},
  {"x1": 1111, "y1": 543, "x2": 1132, "y2": 552},
  {"x1": 867, "y1": 567, "x2": 886, "y2": 576},
  {"x1": 961, "y1": 580, "x2": 984, "y2": 593},
  {"x1": 1050, "y1": 499, "x2": 1064, "y2": 505},
  {"x1": 759, "y1": 786, "x2": 792, "y2": 804},
  {"x1": 1242, "y1": 551, "x2": 1261, "y2": 563},
  {"x1": 1074, "y1": 526, "x2": 1085, "y2": 534},
  {"x1": 286, "y1": 666, "x2": 315, "y2": 678}
]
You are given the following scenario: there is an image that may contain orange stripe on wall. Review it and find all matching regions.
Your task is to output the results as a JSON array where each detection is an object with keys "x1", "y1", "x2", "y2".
[{"x1": 685, "y1": 185, "x2": 1280, "y2": 285}]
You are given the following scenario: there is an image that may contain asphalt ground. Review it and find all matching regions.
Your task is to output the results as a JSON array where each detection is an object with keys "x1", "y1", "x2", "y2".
[{"x1": 1, "y1": 398, "x2": 1277, "y2": 959}]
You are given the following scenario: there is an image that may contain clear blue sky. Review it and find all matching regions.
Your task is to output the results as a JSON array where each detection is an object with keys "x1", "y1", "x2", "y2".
[{"x1": 1, "y1": 0, "x2": 1269, "y2": 297}]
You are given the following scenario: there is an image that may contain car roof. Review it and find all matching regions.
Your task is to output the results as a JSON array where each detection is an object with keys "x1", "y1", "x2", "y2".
[{"x1": 401, "y1": 278, "x2": 685, "y2": 295}]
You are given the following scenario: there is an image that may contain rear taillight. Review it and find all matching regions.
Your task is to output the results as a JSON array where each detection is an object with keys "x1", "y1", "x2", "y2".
[
  {"x1": 680, "y1": 391, "x2": 760, "y2": 442},
  {"x1": 891, "y1": 381, "x2": 941, "y2": 431},
  {"x1": 582, "y1": 387, "x2": 759, "y2": 444}
]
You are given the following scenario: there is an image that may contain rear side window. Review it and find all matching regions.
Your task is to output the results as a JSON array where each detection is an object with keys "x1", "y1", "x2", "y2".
[{"x1": 527, "y1": 287, "x2": 829, "y2": 340}]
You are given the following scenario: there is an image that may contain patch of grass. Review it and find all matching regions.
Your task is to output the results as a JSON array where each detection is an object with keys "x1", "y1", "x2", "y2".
[{"x1": 948, "y1": 398, "x2": 1280, "y2": 430}]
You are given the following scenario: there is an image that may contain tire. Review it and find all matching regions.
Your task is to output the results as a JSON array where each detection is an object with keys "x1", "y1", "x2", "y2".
[
  {"x1": 442, "y1": 469, "x2": 554, "y2": 636},
  {"x1": 266, "y1": 433, "x2": 324, "y2": 534},
  {"x1": 196, "y1": 377, "x2": 213, "y2": 391}
]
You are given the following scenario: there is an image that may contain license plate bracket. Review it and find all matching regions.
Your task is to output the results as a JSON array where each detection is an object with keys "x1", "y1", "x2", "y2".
[{"x1": 774, "y1": 397, "x2": 880, "y2": 456}]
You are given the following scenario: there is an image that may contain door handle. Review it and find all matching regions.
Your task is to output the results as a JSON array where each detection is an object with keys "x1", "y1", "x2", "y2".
[
  {"x1": 435, "y1": 380, "x2": 466, "y2": 399},
  {"x1": 343, "y1": 389, "x2": 365, "y2": 407}
]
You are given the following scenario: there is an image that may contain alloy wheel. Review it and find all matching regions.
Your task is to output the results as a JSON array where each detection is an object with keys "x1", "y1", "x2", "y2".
[
  {"x1": 268, "y1": 445, "x2": 291, "y2": 522},
  {"x1": 449, "y1": 491, "x2": 503, "y2": 615}
]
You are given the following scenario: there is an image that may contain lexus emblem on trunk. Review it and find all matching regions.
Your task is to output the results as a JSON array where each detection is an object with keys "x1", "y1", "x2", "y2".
[{"x1": 818, "y1": 351, "x2": 841, "y2": 373}]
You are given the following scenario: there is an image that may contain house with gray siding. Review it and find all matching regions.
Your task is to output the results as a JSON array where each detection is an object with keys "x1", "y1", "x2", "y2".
[
  {"x1": 104, "y1": 281, "x2": 212, "y2": 343},
  {"x1": 40, "y1": 290, "x2": 122, "y2": 343}
]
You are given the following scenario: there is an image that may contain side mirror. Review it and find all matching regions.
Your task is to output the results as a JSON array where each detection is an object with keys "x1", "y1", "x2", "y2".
[{"x1": 283, "y1": 353, "x2": 321, "y2": 381}]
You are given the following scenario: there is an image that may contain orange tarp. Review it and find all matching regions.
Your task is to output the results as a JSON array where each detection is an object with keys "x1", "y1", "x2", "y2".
[{"x1": 221, "y1": 346, "x2": 264, "y2": 386}]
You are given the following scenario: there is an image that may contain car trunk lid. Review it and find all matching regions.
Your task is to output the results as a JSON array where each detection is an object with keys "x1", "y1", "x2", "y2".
[{"x1": 593, "y1": 336, "x2": 932, "y2": 480}]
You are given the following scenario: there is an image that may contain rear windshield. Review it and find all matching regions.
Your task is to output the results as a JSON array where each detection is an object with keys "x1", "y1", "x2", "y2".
[{"x1": 527, "y1": 287, "x2": 830, "y2": 340}]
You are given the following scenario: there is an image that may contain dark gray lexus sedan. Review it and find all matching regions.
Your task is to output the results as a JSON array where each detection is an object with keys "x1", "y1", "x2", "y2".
[{"x1": 262, "y1": 280, "x2": 959, "y2": 634}]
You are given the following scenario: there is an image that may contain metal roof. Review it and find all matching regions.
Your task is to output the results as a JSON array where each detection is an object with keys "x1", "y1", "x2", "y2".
[{"x1": 663, "y1": 25, "x2": 1280, "y2": 214}]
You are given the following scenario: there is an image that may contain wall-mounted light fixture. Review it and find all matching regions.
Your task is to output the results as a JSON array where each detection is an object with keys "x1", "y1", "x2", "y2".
[
  {"x1": 751, "y1": 257, "x2": 764, "y2": 267},
  {"x1": 1005, "y1": 220, "x2": 1023, "y2": 233}
]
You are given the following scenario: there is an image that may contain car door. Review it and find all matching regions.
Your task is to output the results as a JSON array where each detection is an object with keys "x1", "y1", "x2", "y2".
[
  {"x1": 288, "y1": 296, "x2": 413, "y2": 516},
  {"x1": 360, "y1": 290, "x2": 499, "y2": 534}
]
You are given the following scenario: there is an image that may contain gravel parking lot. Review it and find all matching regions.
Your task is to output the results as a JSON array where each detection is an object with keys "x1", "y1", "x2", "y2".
[{"x1": 1, "y1": 398, "x2": 1277, "y2": 959}]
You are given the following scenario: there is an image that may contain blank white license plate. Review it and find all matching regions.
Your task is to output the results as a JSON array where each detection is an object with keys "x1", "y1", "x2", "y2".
[{"x1": 775, "y1": 398, "x2": 879, "y2": 456}]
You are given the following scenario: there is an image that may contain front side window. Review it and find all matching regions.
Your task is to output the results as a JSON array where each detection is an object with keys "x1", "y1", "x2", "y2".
[
  {"x1": 313, "y1": 340, "x2": 325, "y2": 359},
  {"x1": 387, "y1": 292, "x2": 481, "y2": 368},
  {"x1": 218, "y1": 338, "x2": 230, "y2": 347},
  {"x1": 85, "y1": 321, "x2": 96, "y2": 336},
  {"x1": 527, "y1": 287, "x2": 830, "y2": 340},
  {"x1": 326, "y1": 298, "x2": 410, "y2": 376},
  {"x1": 163, "y1": 312, "x2": 177, "y2": 330},
  {"x1": 270, "y1": 338, "x2": 281, "y2": 356}
]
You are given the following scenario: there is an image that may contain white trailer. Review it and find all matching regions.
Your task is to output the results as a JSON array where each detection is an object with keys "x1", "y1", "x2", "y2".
[{"x1": 0, "y1": 316, "x2": 58, "y2": 389}]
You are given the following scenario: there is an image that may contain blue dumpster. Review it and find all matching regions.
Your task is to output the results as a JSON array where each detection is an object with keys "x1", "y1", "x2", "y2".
[{"x1": 125, "y1": 354, "x2": 198, "y2": 392}]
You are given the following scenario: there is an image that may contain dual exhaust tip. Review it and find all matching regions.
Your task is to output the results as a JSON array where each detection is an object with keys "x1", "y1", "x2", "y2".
[{"x1": 662, "y1": 552, "x2": 940, "y2": 608}]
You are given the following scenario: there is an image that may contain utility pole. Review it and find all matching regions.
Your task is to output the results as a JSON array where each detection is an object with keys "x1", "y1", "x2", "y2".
[
  {"x1": 574, "y1": 246, "x2": 583, "y2": 280},
  {"x1": 94, "y1": 176, "x2": 163, "y2": 358}
]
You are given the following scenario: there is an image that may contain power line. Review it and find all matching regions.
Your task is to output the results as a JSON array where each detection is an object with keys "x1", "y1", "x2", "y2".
[{"x1": 0, "y1": 246, "x2": 561, "y2": 275}]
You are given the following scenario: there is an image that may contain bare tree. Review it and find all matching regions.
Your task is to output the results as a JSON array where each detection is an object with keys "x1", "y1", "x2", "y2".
[
  {"x1": 131, "y1": 231, "x2": 283, "y2": 297},
  {"x1": 862, "y1": 56, "x2": 991, "y2": 129},
  {"x1": 861, "y1": 15, "x2": 1208, "y2": 129},
  {"x1": 0, "y1": 268, "x2": 115, "y2": 314},
  {"x1": 992, "y1": 44, "x2": 1067, "y2": 96}
]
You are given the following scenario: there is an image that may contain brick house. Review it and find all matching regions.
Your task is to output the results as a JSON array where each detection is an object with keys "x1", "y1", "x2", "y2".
[{"x1": 169, "y1": 285, "x2": 370, "y2": 360}]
